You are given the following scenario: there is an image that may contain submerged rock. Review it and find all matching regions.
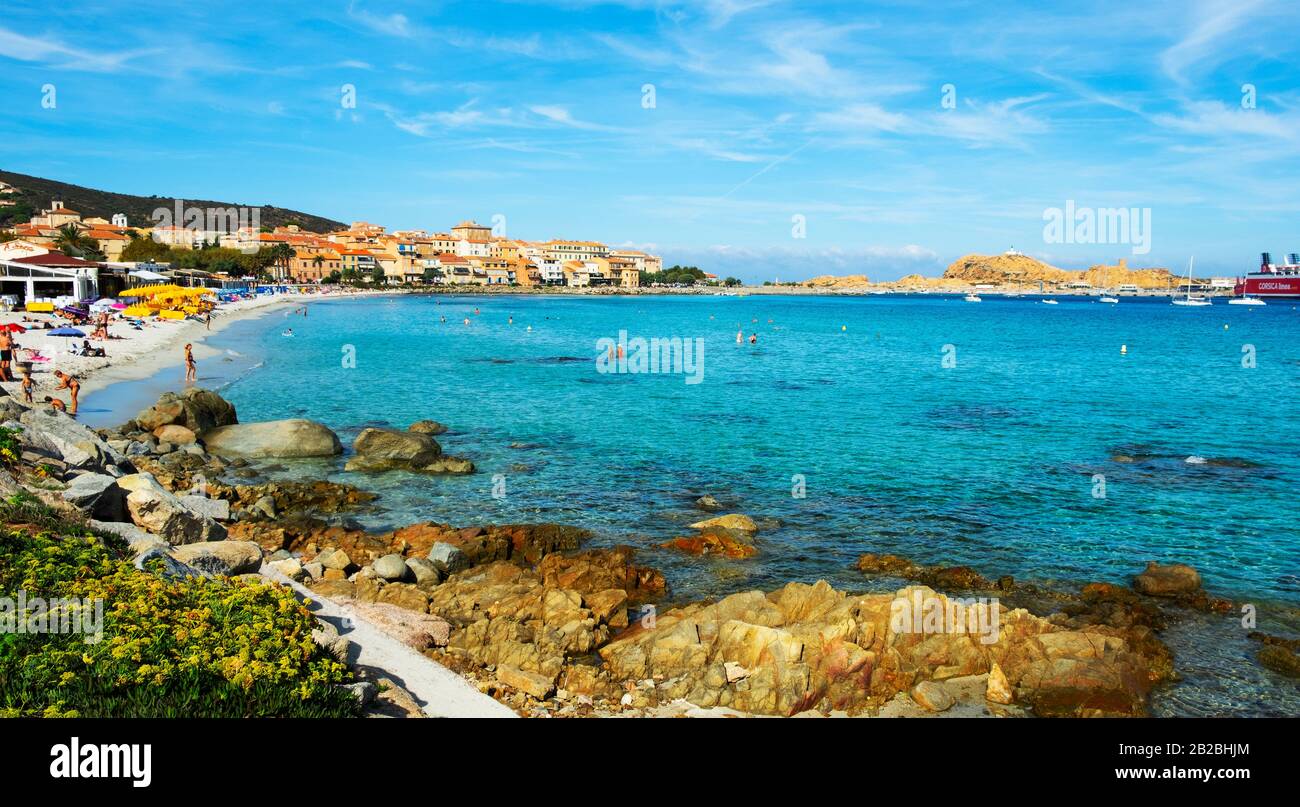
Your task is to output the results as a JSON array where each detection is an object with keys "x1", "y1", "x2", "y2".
[
  {"x1": 408, "y1": 420, "x2": 448, "y2": 435},
  {"x1": 344, "y1": 427, "x2": 473, "y2": 474},
  {"x1": 1132, "y1": 562, "x2": 1201, "y2": 598}
]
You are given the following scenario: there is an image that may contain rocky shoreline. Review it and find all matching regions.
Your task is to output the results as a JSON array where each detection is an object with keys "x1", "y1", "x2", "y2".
[{"x1": 5, "y1": 386, "x2": 1296, "y2": 718}]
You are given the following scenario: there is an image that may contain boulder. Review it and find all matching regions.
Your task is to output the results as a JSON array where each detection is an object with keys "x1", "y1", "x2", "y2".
[
  {"x1": 1133, "y1": 562, "x2": 1202, "y2": 598},
  {"x1": 153, "y1": 424, "x2": 197, "y2": 445},
  {"x1": 694, "y1": 494, "x2": 723, "y2": 511},
  {"x1": 61, "y1": 473, "x2": 126, "y2": 521},
  {"x1": 171, "y1": 541, "x2": 264, "y2": 576},
  {"x1": 201, "y1": 419, "x2": 342, "y2": 459},
  {"x1": 18, "y1": 408, "x2": 134, "y2": 476},
  {"x1": 426, "y1": 542, "x2": 469, "y2": 575},
  {"x1": 117, "y1": 472, "x2": 227, "y2": 544},
  {"x1": 986, "y1": 662, "x2": 1014, "y2": 704},
  {"x1": 316, "y1": 548, "x2": 353, "y2": 570},
  {"x1": 179, "y1": 494, "x2": 231, "y2": 521},
  {"x1": 408, "y1": 420, "x2": 448, "y2": 435},
  {"x1": 497, "y1": 665, "x2": 556, "y2": 700},
  {"x1": 343, "y1": 427, "x2": 474, "y2": 474},
  {"x1": 135, "y1": 388, "x2": 237, "y2": 434},
  {"x1": 89, "y1": 519, "x2": 168, "y2": 555},
  {"x1": 688, "y1": 513, "x2": 758, "y2": 533},
  {"x1": 269, "y1": 557, "x2": 306, "y2": 581},
  {"x1": 910, "y1": 681, "x2": 955, "y2": 712},
  {"x1": 405, "y1": 557, "x2": 443, "y2": 587},
  {"x1": 373, "y1": 553, "x2": 409, "y2": 581}
]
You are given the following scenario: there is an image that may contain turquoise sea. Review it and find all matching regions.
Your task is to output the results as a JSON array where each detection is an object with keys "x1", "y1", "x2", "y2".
[{"x1": 87, "y1": 293, "x2": 1300, "y2": 715}]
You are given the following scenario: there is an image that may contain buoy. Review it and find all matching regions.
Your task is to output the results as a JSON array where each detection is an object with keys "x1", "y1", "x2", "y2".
[
  {"x1": 841, "y1": 325, "x2": 847, "y2": 332},
  {"x1": 1120, "y1": 344, "x2": 1127, "y2": 354},
  {"x1": 1224, "y1": 324, "x2": 1229, "y2": 330}
]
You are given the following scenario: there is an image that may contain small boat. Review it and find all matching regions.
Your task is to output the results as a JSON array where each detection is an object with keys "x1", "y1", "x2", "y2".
[
  {"x1": 1099, "y1": 296, "x2": 1119, "y2": 304},
  {"x1": 1228, "y1": 296, "x2": 1266, "y2": 306},
  {"x1": 1041, "y1": 298, "x2": 1058, "y2": 305},
  {"x1": 964, "y1": 294, "x2": 982, "y2": 302},
  {"x1": 1172, "y1": 257, "x2": 1212, "y2": 306}
]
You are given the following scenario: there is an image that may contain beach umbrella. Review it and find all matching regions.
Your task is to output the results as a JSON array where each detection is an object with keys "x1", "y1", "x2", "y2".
[
  {"x1": 0, "y1": 323, "x2": 26, "y2": 333},
  {"x1": 46, "y1": 326, "x2": 86, "y2": 358}
]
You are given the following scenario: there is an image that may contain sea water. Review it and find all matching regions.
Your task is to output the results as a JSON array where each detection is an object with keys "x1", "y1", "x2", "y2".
[{"x1": 92, "y1": 293, "x2": 1300, "y2": 715}]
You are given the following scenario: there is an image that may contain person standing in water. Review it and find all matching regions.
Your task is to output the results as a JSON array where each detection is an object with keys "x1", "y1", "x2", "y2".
[
  {"x1": 736, "y1": 329, "x2": 743, "y2": 344},
  {"x1": 749, "y1": 333, "x2": 757, "y2": 344},
  {"x1": 184, "y1": 343, "x2": 196, "y2": 382},
  {"x1": 53, "y1": 370, "x2": 80, "y2": 415}
]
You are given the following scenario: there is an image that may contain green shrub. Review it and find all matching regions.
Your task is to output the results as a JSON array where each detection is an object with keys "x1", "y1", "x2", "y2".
[{"x1": 0, "y1": 526, "x2": 359, "y2": 718}]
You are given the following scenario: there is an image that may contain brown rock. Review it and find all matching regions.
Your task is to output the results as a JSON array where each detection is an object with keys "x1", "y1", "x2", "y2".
[
  {"x1": 1133, "y1": 562, "x2": 1202, "y2": 598},
  {"x1": 497, "y1": 665, "x2": 556, "y2": 700}
]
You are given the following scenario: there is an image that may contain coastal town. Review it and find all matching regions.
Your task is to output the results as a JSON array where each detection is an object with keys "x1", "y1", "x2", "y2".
[{"x1": 1, "y1": 195, "x2": 673, "y2": 300}]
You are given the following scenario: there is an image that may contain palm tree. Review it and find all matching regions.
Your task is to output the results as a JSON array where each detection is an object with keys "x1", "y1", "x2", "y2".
[{"x1": 53, "y1": 223, "x2": 105, "y2": 260}]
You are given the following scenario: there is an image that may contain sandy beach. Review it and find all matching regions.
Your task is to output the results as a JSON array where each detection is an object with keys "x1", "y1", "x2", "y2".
[{"x1": 0, "y1": 290, "x2": 387, "y2": 412}]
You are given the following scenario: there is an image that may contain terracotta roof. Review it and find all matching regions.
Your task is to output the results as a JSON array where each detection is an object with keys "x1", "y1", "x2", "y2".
[{"x1": 10, "y1": 251, "x2": 98, "y2": 267}]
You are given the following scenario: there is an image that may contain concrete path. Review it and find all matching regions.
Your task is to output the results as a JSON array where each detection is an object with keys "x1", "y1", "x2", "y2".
[{"x1": 262, "y1": 566, "x2": 517, "y2": 718}]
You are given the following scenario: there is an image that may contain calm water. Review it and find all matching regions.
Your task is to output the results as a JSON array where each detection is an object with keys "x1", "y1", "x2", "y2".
[{"x1": 91, "y1": 293, "x2": 1300, "y2": 714}]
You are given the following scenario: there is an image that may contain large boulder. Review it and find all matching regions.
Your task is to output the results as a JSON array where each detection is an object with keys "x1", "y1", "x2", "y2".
[
  {"x1": 201, "y1": 419, "x2": 342, "y2": 459},
  {"x1": 18, "y1": 408, "x2": 134, "y2": 476},
  {"x1": 1132, "y1": 562, "x2": 1202, "y2": 598},
  {"x1": 61, "y1": 473, "x2": 127, "y2": 522},
  {"x1": 135, "y1": 388, "x2": 238, "y2": 434},
  {"x1": 688, "y1": 513, "x2": 759, "y2": 533},
  {"x1": 345, "y1": 427, "x2": 473, "y2": 474},
  {"x1": 116, "y1": 472, "x2": 227, "y2": 544},
  {"x1": 171, "y1": 541, "x2": 264, "y2": 576}
]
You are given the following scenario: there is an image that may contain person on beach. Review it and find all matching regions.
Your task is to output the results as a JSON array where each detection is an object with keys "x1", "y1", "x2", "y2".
[
  {"x1": 184, "y1": 343, "x2": 196, "y2": 382},
  {"x1": 53, "y1": 371, "x2": 80, "y2": 415},
  {"x1": 43, "y1": 396, "x2": 66, "y2": 412},
  {"x1": 20, "y1": 368, "x2": 33, "y2": 404},
  {"x1": 0, "y1": 328, "x2": 12, "y2": 382}
]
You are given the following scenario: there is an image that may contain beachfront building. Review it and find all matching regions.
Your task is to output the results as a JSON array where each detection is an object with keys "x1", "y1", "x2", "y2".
[
  {"x1": 544, "y1": 240, "x2": 609, "y2": 263},
  {"x1": 289, "y1": 247, "x2": 342, "y2": 283},
  {"x1": 0, "y1": 250, "x2": 100, "y2": 304},
  {"x1": 535, "y1": 258, "x2": 565, "y2": 285},
  {"x1": 338, "y1": 249, "x2": 378, "y2": 279}
]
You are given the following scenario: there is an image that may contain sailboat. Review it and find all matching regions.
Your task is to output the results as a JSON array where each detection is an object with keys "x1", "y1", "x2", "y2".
[
  {"x1": 1098, "y1": 266, "x2": 1118, "y2": 303},
  {"x1": 1171, "y1": 257, "x2": 1212, "y2": 306}
]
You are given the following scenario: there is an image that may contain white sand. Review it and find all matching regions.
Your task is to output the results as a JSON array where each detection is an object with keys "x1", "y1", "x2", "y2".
[{"x1": 0, "y1": 290, "x2": 386, "y2": 406}]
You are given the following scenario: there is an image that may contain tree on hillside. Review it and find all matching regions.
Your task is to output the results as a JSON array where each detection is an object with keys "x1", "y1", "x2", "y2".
[
  {"x1": 723, "y1": 277, "x2": 741, "y2": 287},
  {"x1": 52, "y1": 223, "x2": 106, "y2": 261},
  {"x1": 121, "y1": 236, "x2": 174, "y2": 264},
  {"x1": 370, "y1": 265, "x2": 386, "y2": 285}
]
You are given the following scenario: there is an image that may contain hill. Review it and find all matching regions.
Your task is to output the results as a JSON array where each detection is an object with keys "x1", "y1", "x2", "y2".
[
  {"x1": 0, "y1": 169, "x2": 346, "y2": 232},
  {"x1": 942, "y1": 253, "x2": 1178, "y2": 289}
]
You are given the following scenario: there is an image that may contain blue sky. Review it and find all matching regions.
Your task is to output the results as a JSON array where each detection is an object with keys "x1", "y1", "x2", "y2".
[{"x1": 2, "y1": 0, "x2": 1299, "y2": 281}]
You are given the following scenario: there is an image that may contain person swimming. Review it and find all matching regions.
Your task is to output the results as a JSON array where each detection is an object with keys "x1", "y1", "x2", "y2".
[
  {"x1": 749, "y1": 333, "x2": 757, "y2": 344},
  {"x1": 283, "y1": 328, "x2": 294, "y2": 336},
  {"x1": 736, "y1": 330, "x2": 743, "y2": 344}
]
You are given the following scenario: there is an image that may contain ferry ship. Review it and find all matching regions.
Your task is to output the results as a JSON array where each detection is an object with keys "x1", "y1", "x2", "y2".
[{"x1": 1234, "y1": 253, "x2": 1300, "y2": 298}]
